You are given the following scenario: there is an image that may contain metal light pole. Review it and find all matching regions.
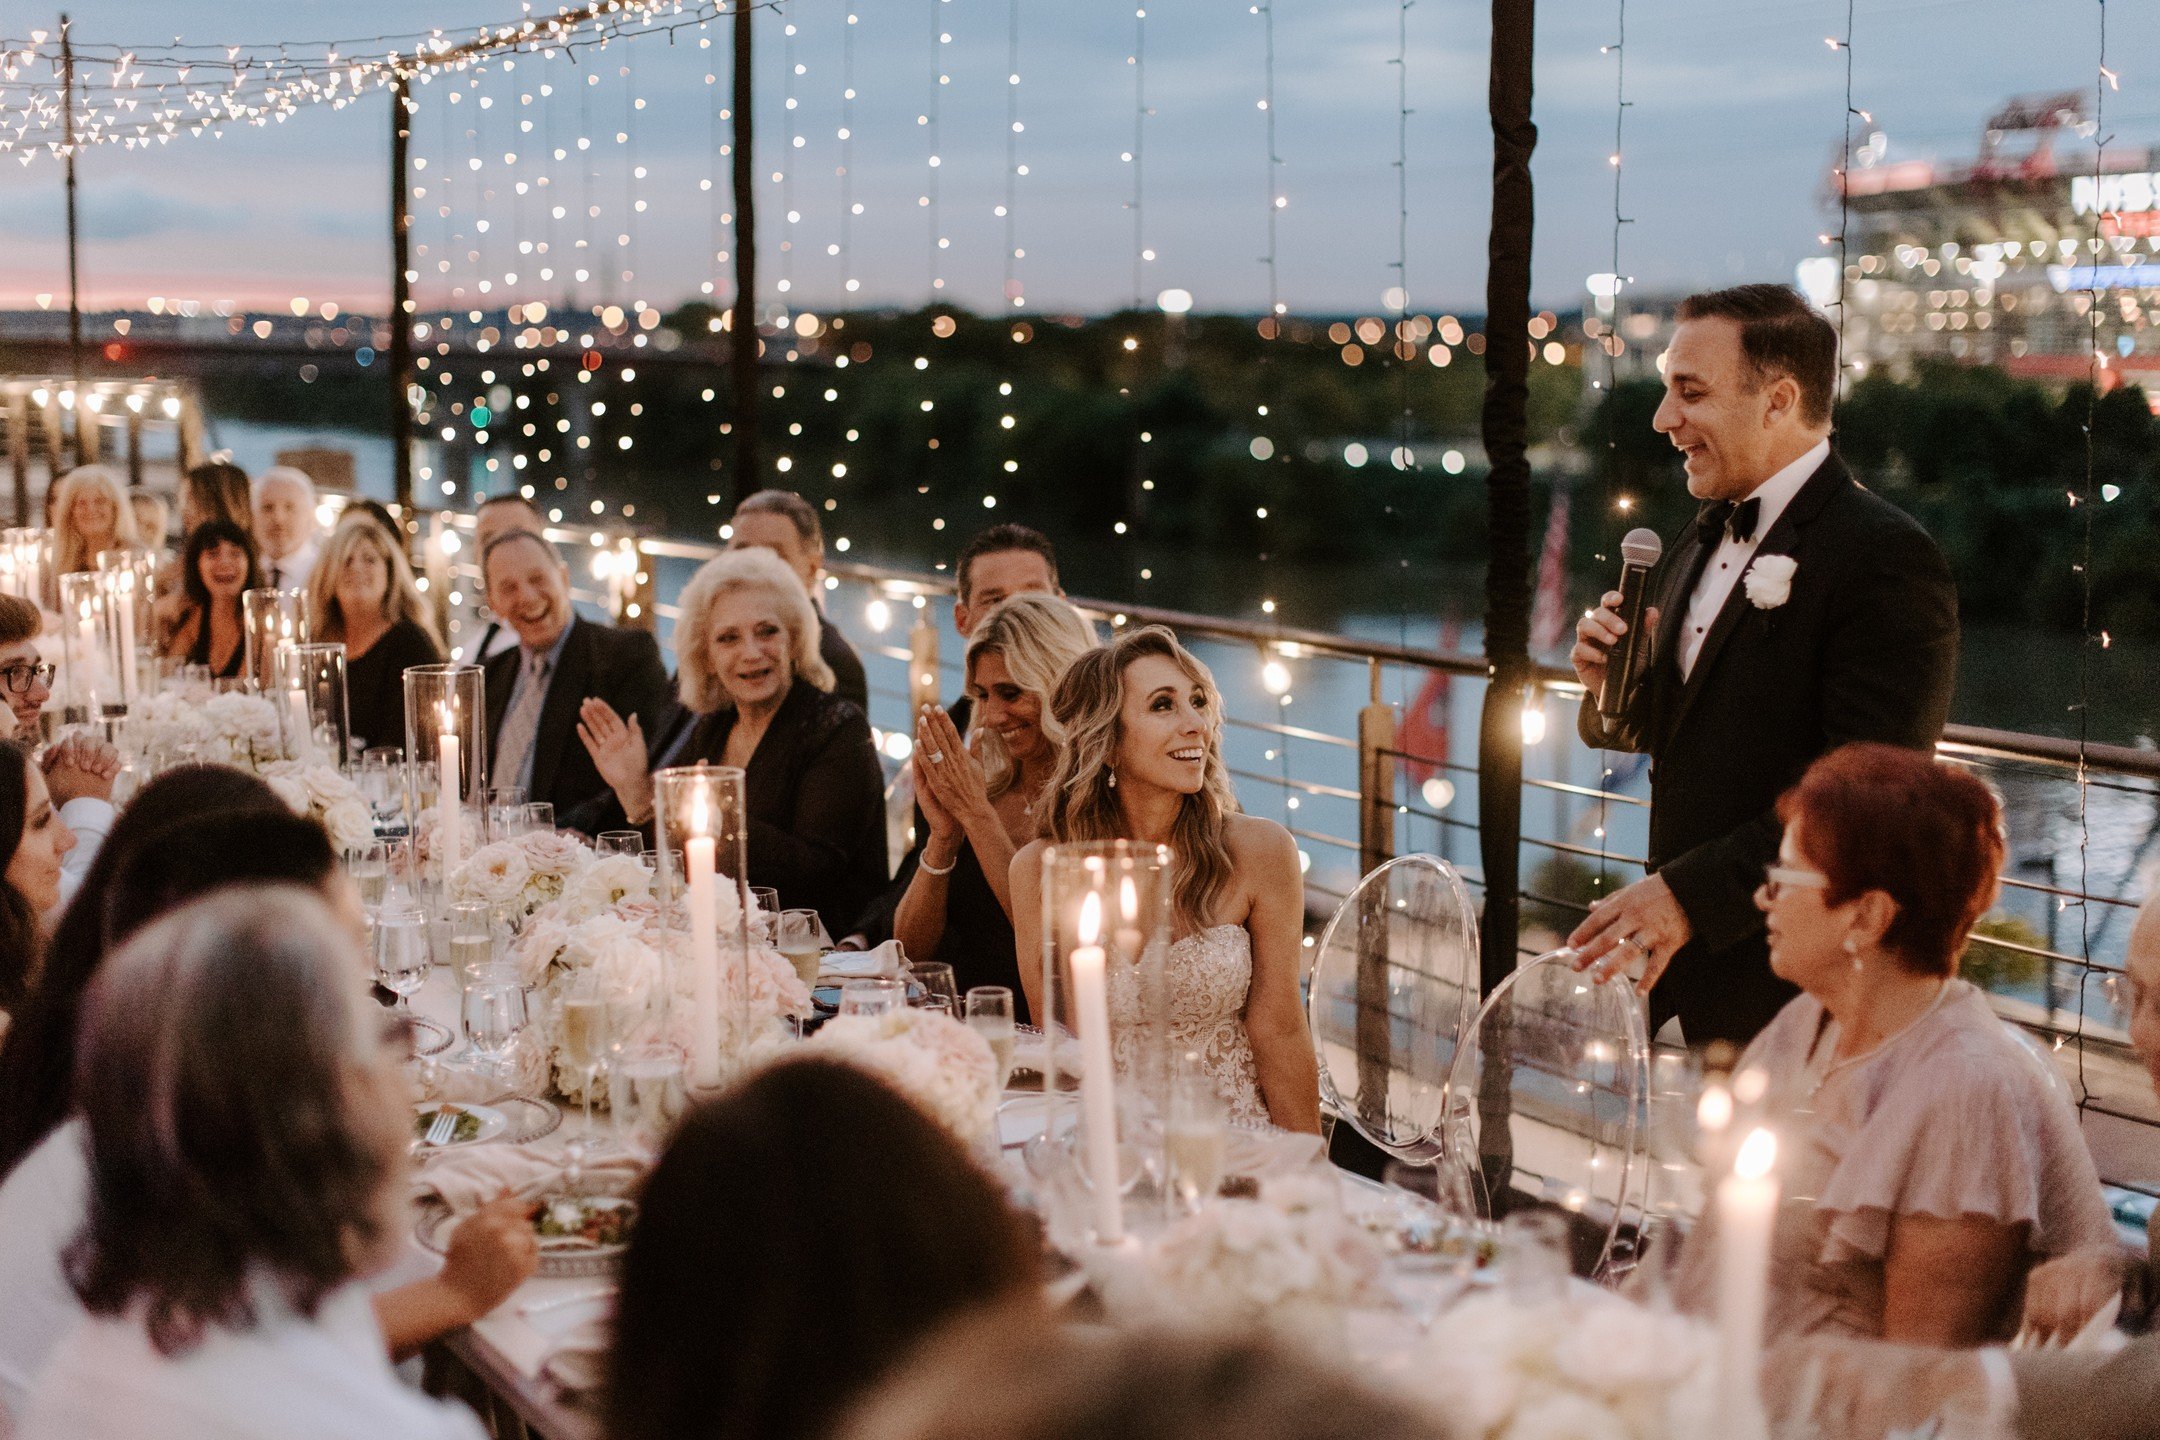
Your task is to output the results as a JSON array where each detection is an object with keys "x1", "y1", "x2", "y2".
[
  {"x1": 390, "y1": 74, "x2": 416, "y2": 522},
  {"x1": 60, "y1": 14, "x2": 86, "y2": 467}
]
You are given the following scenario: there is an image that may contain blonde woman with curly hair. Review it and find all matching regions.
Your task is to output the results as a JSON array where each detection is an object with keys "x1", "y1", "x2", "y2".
[
  {"x1": 307, "y1": 519, "x2": 444, "y2": 752},
  {"x1": 50, "y1": 467, "x2": 141, "y2": 580},
  {"x1": 577, "y1": 547, "x2": 884, "y2": 935},
  {"x1": 1011, "y1": 625, "x2": 1320, "y2": 1132},
  {"x1": 897, "y1": 594, "x2": 1097, "y2": 1017}
]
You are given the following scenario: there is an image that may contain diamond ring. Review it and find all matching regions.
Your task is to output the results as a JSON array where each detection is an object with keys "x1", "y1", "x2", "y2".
[{"x1": 929, "y1": 751, "x2": 945, "y2": 764}]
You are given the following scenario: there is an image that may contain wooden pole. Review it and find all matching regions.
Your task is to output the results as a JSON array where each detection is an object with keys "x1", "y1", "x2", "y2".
[
  {"x1": 390, "y1": 75, "x2": 417, "y2": 524},
  {"x1": 728, "y1": 0, "x2": 759, "y2": 503},
  {"x1": 60, "y1": 14, "x2": 86, "y2": 469}
]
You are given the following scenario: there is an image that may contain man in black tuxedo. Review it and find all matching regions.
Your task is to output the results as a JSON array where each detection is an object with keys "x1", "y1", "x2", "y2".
[
  {"x1": 480, "y1": 529, "x2": 670, "y2": 824},
  {"x1": 1567, "y1": 284, "x2": 1959, "y2": 1045}
]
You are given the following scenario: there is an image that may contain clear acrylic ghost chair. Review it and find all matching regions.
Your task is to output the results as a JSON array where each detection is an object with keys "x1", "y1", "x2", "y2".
[
  {"x1": 1439, "y1": 949, "x2": 1651, "y2": 1280},
  {"x1": 1306, "y1": 855, "x2": 1482, "y2": 1168}
]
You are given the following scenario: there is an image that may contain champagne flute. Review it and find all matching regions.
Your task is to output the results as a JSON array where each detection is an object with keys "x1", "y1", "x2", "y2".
[
  {"x1": 610, "y1": 1045, "x2": 686, "y2": 1161},
  {"x1": 1166, "y1": 1055, "x2": 1228, "y2": 1213},
  {"x1": 446, "y1": 901, "x2": 497, "y2": 987},
  {"x1": 777, "y1": 908, "x2": 825, "y2": 990},
  {"x1": 965, "y1": 986, "x2": 1017, "y2": 1089},
  {"x1": 461, "y1": 976, "x2": 531, "y2": 1091},
  {"x1": 348, "y1": 840, "x2": 391, "y2": 914},
  {"x1": 557, "y1": 981, "x2": 612, "y2": 1169},
  {"x1": 375, "y1": 904, "x2": 451, "y2": 1052}
]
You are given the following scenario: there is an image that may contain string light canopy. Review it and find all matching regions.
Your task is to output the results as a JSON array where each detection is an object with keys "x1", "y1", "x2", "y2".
[{"x1": 0, "y1": 0, "x2": 784, "y2": 162}]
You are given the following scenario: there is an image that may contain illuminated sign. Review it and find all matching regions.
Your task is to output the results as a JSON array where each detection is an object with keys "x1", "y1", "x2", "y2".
[{"x1": 2072, "y1": 171, "x2": 2160, "y2": 217}]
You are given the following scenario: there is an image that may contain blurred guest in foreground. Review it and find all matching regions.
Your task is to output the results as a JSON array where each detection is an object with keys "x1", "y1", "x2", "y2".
[
  {"x1": 481, "y1": 528, "x2": 669, "y2": 821},
  {"x1": 307, "y1": 519, "x2": 444, "y2": 753},
  {"x1": 49, "y1": 467, "x2": 140, "y2": 580},
  {"x1": 604, "y1": 1059, "x2": 1039, "y2": 1440},
  {"x1": 894, "y1": 593, "x2": 1097, "y2": 1018},
  {"x1": 160, "y1": 519, "x2": 262, "y2": 680},
  {"x1": 0, "y1": 740, "x2": 73, "y2": 1024},
  {"x1": 14, "y1": 888, "x2": 489, "y2": 1440},
  {"x1": 728, "y1": 489, "x2": 867, "y2": 713},
  {"x1": 839, "y1": 1309, "x2": 1450, "y2": 1440},
  {"x1": 251, "y1": 466, "x2": 321, "y2": 593},
  {"x1": 576, "y1": 548, "x2": 884, "y2": 935},
  {"x1": 1675, "y1": 742, "x2": 2112, "y2": 1344},
  {"x1": 1013, "y1": 626, "x2": 1321, "y2": 1133}
]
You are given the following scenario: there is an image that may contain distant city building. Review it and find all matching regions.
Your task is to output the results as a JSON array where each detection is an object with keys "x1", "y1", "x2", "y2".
[{"x1": 1823, "y1": 91, "x2": 2160, "y2": 393}]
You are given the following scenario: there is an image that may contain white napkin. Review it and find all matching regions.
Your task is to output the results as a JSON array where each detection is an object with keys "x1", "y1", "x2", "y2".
[
  {"x1": 820, "y1": 940, "x2": 904, "y2": 981},
  {"x1": 414, "y1": 1139, "x2": 644, "y2": 1213}
]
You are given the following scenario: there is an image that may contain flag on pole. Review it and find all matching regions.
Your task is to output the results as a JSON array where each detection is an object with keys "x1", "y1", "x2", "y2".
[{"x1": 1529, "y1": 485, "x2": 1572, "y2": 656}]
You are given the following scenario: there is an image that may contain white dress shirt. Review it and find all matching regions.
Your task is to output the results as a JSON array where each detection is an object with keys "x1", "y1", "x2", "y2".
[
  {"x1": 54, "y1": 798, "x2": 110, "y2": 910},
  {"x1": 262, "y1": 541, "x2": 319, "y2": 595},
  {"x1": 1677, "y1": 437, "x2": 1828, "y2": 680},
  {"x1": 0, "y1": 1123, "x2": 89, "y2": 1432}
]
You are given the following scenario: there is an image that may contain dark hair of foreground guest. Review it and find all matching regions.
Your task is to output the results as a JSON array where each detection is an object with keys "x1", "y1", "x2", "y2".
[
  {"x1": 837, "y1": 1309, "x2": 1452, "y2": 1440},
  {"x1": 604, "y1": 1059, "x2": 1042, "y2": 1440},
  {"x1": 66, "y1": 887, "x2": 392, "y2": 1358},
  {"x1": 1776, "y1": 741, "x2": 2004, "y2": 977},
  {"x1": 0, "y1": 768, "x2": 312, "y2": 1180},
  {"x1": 0, "y1": 739, "x2": 37, "y2": 1016}
]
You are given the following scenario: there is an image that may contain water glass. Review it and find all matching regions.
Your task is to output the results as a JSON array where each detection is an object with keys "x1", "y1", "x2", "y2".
[
  {"x1": 596, "y1": 830, "x2": 644, "y2": 858},
  {"x1": 776, "y1": 908, "x2": 825, "y2": 990},
  {"x1": 747, "y1": 886, "x2": 781, "y2": 946},
  {"x1": 445, "y1": 901, "x2": 497, "y2": 985},
  {"x1": 461, "y1": 976, "x2": 531, "y2": 1085},
  {"x1": 374, "y1": 905, "x2": 432, "y2": 1004},
  {"x1": 908, "y1": 961, "x2": 959, "y2": 1013},
  {"x1": 348, "y1": 840, "x2": 393, "y2": 915},
  {"x1": 1499, "y1": 1209, "x2": 1574, "y2": 1303},
  {"x1": 516, "y1": 801, "x2": 555, "y2": 836},
  {"x1": 965, "y1": 987, "x2": 1017, "y2": 1088},
  {"x1": 838, "y1": 978, "x2": 906, "y2": 1017},
  {"x1": 484, "y1": 784, "x2": 527, "y2": 841},
  {"x1": 361, "y1": 747, "x2": 404, "y2": 822},
  {"x1": 611, "y1": 1045, "x2": 687, "y2": 1159},
  {"x1": 408, "y1": 759, "x2": 440, "y2": 816},
  {"x1": 1167, "y1": 1058, "x2": 1228, "y2": 1213}
]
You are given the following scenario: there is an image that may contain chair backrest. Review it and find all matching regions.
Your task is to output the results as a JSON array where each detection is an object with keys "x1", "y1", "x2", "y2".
[
  {"x1": 1440, "y1": 949, "x2": 1650, "y2": 1278},
  {"x1": 1305, "y1": 855, "x2": 1481, "y2": 1163}
]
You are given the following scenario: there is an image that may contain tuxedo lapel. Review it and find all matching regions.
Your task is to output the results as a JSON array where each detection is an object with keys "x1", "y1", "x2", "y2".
[
  {"x1": 483, "y1": 647, "x2": 515, "y2": 753},
  {"x1": 527, "y1": 618, "x2": 592, "y2": 802},
  {"x1": 1662, "y1": 452, "x2": 1851, "y2": 745}
]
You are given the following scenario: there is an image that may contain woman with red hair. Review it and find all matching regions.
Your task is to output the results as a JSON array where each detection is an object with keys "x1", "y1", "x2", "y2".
[{"x1": 1676, "y1": 742, "x2": 2112, "y2": 1346}]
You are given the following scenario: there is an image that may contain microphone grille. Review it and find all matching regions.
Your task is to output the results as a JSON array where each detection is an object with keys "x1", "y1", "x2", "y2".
[{"x1": 1620, "y1": 527, "x2": 1664, "y2": 567}]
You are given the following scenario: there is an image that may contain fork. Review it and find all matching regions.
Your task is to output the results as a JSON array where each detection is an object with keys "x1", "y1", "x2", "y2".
[{"x1": 424, "y1": 1104, "x2": 460, "y2": 1147}]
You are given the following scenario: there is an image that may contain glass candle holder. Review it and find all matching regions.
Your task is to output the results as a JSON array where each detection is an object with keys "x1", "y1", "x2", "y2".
[
  {"x1": 1036, "y1": 840, "x2": 1173, "y2": 1242},
  {"x1": 652, "y1": 764, "x2": 750, "y2": 1092},
  {"x1": 56, "y1": 571, "x2": 113, "y2": 721},
  {"x1": 95, "y1": 549, "x2": 156, "y2": 712},
  {"x1": 277, "y1": 640, "x2": 351, "y2": 767},
  {"x1": 1, "y1": 528, "x2": 51, "y2": 604},
  {"x1": 402, "y1": 664, "x2": 488, "y2": 882},
  {"x1": 242, "y1": 587, "x2": 308, "y2": 693}
]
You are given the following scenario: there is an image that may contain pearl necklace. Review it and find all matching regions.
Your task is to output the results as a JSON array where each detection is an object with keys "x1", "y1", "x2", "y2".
[{"x1": 1804, "y1": 979, "x2": 1952, "y2": 1099}]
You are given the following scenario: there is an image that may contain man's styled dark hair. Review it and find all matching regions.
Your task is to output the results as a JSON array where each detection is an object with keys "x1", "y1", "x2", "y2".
[
  {"x1": 735, "y1": 489, "x2": 825, "y2": 554},
  {"x1": 0, "y1": 593, "x2": 40, "y2": 647},
  {"x1": 1676, "y1": 283, "x2": 1839, "y2": 427},
  {"x1": 954, "y1": 524, "x2": 1059, "y2": 606}
]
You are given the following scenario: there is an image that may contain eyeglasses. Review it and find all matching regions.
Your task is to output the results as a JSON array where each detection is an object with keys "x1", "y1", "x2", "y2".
[
  {"x1": 0, "y1": 662, "x2": 56, "y2": 695},
  {"x1": 1762, "y1": 865, "x2": 1829, "y2": 902}
]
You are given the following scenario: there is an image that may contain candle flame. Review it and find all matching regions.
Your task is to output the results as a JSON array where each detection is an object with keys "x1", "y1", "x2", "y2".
[
  {"x1": 689, "y1": 787, "x2": 709, "y2": 835},
  {"x1": 1734, "y1": 1127, "x2": 1777, "y2": 1181},
  {"x1": 436, "y1": 698, "x2": 456, "y2": 731},
  {"x1": 1078, "y1": 891, "x2": 1102, "y2": 946},
  {"x1": 1119, "y1": 875, "x2": 1138, "y2": 924}
]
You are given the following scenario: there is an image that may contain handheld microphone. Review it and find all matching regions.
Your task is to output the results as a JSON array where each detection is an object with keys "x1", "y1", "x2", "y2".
[{"x1": 1597, "y1": 527, "x2": 1664, "y2": 721}]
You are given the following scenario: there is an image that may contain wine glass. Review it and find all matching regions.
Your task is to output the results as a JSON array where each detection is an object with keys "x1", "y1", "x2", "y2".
[
  {"x1": 747, "y1": 886, "x2": 781, "y2": 947},
  {"x1": 908, "y1": 961, "x2": 959, "y2": 1013},
  {"x1": 348, "y1": 840, "x2": 392, "y2": 915},
  {"x1": 610, "y1": 1045, "x2": 686, "y2": 1161},
  {"x1": 1167, "y1": 1056, "x2": 1228, "y2": 1214},
  {"x1": 838, "y1": 978, "x2": 905, "y2": 1017},
  {"x1": 596, "y1": 830, "x2": 644, "y2": 858},
  {"x1": 445, "y1": 901, "x2": 497, "y2": 987},
  {"x1": 965, "y1": 987, "x2": 1017, "y2": 1089},
  {"x1": 776, "y1": 908, "x2": 826, "y2": 991},
  {"x1": 375, "y1": 904, "x2": 452, "y2": 1052},
  {"x1": 461, "y1": 976, "x2": 531, "y2": 1090}
]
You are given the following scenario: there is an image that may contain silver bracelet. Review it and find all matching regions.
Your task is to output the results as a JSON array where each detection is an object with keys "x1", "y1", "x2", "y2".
[{"x1": 918, "y1": 854, "x2": 958, "y2": 876}]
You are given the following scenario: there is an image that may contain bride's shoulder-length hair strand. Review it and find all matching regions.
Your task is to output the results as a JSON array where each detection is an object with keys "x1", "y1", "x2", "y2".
[{"x1": 1042, "y1": 624, "x2": 1239, "y2": 932}]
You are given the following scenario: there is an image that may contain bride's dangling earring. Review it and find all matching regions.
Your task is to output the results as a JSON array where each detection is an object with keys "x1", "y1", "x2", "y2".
[
  {"x1": 1845, "y1": 935, "x2": 1862, "y2": 973},
  {"x1": 1106, "y1": 768, "x2": 1118, "y2": 790}
]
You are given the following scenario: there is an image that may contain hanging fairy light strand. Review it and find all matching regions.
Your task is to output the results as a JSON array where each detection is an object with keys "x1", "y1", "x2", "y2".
[
  {"x1": 922, "y1": 0, "x2": 951, "y2": 296},
  {"x1": 0, "y1": 0, "x2": 789, "y2": 160},
  {"x1": 1826, "y1": 0, "x2": 1859, "y2": 376},
  {"x1": 777, "y1": 9, "x2": 798, "y2": 304},
  {"x1": 1126, "y1": 4, "x2": 1149, "y2": 308},
  {"x1": 1589, "y1": 0, "x2": 1633, "y2": 902},
  {"x1": 990, "y1": 0, "x2": 1026, "y2": 523},
  {"x1": 837, "y1": 7, "x2": 859, "y2": 299}
]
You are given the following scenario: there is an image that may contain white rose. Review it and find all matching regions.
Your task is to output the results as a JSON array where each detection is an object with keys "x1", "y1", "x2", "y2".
[
  {"x1": 1501, "y1": 1392, "x2": 1632, "y2": 1440},
  {"x1": 520, "y1": 829, "x2": 592, "y2": 877},
  {"x1": 449, "y1": 841, "x2": 533, "y2": 906},
  {"x1": 263, "y1": 772, "x2": 310, "y2": 814},
  {"x1": 321, "y1": 797, "x2": 376, "y2": 853},
  {"x1": 1743, "y1": 553, "x2": 1797, "y2": 609},
  {"x1": 1551, "y1": 1301, "x2": 1706, "y2": 1400},
  {"x1": 562, "y1": 854, "x2": 654, "y2": 919}
]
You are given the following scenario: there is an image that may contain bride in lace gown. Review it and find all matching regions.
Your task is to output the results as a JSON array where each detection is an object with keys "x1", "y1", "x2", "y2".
[{"x1": 1011, "y1": 626, "x2": 1321, "y2": 1133}]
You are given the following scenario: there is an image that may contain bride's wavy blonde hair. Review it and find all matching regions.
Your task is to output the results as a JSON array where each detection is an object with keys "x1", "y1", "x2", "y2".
[
  {"x1": 964, "y1": 593, "x2": 1099, "y2": 801},
  {"x1": 1041, "y1": 625, "x2": 1239, "y2": 932}
]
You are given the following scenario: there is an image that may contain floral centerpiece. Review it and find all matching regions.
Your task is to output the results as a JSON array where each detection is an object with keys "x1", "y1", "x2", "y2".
[
  {"x1": 134, "y1": 690, "x2": 287, "y2": 771},
  {"x1": 1095, "y1": 1169, "x2": 1386, "y2": 1334},
  {"x1": 258, "y1": 759, "x2": 376, "y2": 854},
  {"x1": 446, "y1": 830, "x2": 595, "y2": 922},
  {"x1": 804, "y1": 1007, "x2": 999, "y2": 1142},
  {"x1": 1405, "y1": 1287, "x2": 1717, "y2": 1440}
]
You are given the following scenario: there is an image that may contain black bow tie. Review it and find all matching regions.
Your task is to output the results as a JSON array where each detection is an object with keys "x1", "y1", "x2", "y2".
[{"x1": 1697, "y1": 497, "x2": 1761, "y2": 546}]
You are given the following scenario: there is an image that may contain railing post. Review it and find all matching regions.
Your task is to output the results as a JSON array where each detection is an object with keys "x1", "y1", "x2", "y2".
[
  {"x1": 908, "y1": 610, "x2": 941, "y2": 715},
  {"x1": 1358, "y1": 657, "x2": 1398, "y2": 877}
]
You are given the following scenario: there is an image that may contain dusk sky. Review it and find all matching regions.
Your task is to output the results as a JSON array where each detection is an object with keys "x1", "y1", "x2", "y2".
[{"x1": 0, "y1": 0, "x2": 2151, "y2": 318}]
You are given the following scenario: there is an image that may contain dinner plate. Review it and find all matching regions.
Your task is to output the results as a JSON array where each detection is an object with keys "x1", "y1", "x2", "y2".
[
  {"x1": 411, "y1": 1101, "x2": 508, "y2": 1150},
  {"x1": 416, "y1": 1194, "x2": 637, "y2": 1279}
]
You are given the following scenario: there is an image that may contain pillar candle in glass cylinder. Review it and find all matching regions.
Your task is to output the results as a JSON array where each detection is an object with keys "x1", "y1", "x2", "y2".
[
  {"x1": 402, "y1": 664, "x2": 486, "y2": 891},
  {"x1": 95, "y1": 549, "x2": 155, "y2": 711},
  {"x1": 276, "y1": 641, "x2": 351, "y2": 766},
  {"x1": 1715, "y1": 1126, "x2": 1779, "y2": 1440},
  {"x1": 56, "y1": 572, "x2": 109, "y2": 720},
  {"x1": 242, "y1": 587, "x2": 308, "y2": 694},
  {"x1": 653, "y1": 764, "x2": 750, "y2": 1090}
]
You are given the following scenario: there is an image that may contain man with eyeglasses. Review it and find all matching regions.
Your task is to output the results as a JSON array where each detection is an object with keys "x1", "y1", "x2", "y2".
[{"x1": 0, "y1": 594, "x2": 119, "y2": 906}]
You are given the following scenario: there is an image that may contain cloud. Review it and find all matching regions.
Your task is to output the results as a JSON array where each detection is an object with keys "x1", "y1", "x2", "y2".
[{"x1": 0, "y1": 184, "x2": 248, "y2": 241}]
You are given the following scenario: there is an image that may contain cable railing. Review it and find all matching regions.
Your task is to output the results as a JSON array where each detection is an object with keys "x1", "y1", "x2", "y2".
[{"x1": 416, "y1": 508, "x2": 2160, "y2": 1184}]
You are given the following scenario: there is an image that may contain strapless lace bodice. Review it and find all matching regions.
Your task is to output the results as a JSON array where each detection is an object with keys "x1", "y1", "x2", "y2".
[{"x1": 1106, "y1": 923, "x2": 1268, "y2": 1127}]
